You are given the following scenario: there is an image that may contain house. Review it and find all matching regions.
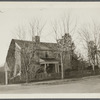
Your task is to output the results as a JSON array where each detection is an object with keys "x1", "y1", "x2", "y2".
[{"x1": 5, "y1": 33, "x2": 76, "y2": 84}]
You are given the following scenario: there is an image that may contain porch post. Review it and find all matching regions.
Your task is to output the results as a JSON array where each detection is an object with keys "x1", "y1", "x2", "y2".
[
  {"x1": 55, "y1": 63, "x2": 59, "y2": 73},
  {"x1": 57, "y1": 63, "x2": 59, "y2": 73},
  {"x1": 44, "y1": 64, "x2": 47, "y2": 74},
  {"x1": 55, "y1": 64, "x2": 57, "y2": 73}
]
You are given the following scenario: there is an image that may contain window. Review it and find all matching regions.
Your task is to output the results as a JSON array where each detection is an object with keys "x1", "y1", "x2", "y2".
[{"x1": 45, "y1": 51, "x2": 48, "y2": 58}]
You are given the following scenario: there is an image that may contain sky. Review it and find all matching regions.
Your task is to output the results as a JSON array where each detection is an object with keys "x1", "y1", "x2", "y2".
[{"x1": 0, "y1": 2, "x2": 100, "y2": 66}]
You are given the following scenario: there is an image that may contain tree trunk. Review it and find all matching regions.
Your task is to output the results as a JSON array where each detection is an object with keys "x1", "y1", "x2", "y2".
[
  {"x1": 90, "y1": 59, "x2": 95, "y2": 74},
  {"x1": 60, "y1": 52, "x2": 64, "y2": 79},
  {"x1": 96, "y1": 53, "x2": 99, "y2": 67},
  {"x1": 25, "y1": 68, "x2": 29, "y2": 83}
]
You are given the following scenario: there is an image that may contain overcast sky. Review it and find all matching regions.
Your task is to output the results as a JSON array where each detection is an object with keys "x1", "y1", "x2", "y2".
[{"x1": 0, "y1": 2, "x2": 100, "y2": 66}]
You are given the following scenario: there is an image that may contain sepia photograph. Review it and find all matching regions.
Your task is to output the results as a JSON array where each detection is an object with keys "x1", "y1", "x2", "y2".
[{"x1": 0, "y1": 1, "x2": 100, "y2": 98}]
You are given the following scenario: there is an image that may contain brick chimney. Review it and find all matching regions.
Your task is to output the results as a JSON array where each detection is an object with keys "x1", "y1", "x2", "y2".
[{"x1": 35, "y1": 36, "x2": 40, "y2": 44}]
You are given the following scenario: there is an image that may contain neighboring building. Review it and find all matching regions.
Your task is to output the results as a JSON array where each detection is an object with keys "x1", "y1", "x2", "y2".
[
  {"x1": 0, "y1": 65, "x2": 10, "y2": 84},
  {"x1": 5, "y1": 33, "x2": 77, "y2": 84},
  {"x1": 0, "y1": 66, "x2": 5, "y2": 84}
]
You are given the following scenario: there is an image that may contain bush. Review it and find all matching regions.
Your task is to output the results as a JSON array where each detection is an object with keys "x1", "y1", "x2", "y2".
[
  {"x1": 95, "y1": 65, "x2": 99, "y2": 70},
  {"x1": 36, "y1": 68, "x2": 44, "y2": 73},
  {"x1": 65, "y1": 68, "x2": 71, "y2": 73},
  {"x1": 86, "y1": 66, "x2": 93, "y2": 70}
]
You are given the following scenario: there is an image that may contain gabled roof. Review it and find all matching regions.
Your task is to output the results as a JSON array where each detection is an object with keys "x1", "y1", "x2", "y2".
[{"x1": 13, "y1": 39, "x2": 58, "y2": 51}]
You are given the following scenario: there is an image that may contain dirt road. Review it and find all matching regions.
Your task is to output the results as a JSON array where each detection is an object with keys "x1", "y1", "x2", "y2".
[{"x1": 0, "y1": 75, "x2": 100, "y2": 93}]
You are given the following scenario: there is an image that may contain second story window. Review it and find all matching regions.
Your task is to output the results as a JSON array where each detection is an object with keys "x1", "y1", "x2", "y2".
[{"x1": 45, "y1": 51, "x2": 48, "y2": 58}]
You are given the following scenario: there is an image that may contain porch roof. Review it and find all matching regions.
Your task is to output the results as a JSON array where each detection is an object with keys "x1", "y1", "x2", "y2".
[{"x1": 40, "y1": 58, "x2": 59, "y2": 64}]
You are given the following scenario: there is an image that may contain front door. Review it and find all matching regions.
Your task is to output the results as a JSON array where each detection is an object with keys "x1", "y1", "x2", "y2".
[{"x1": 46, "y1": 64, "x2": 55, "y2": 74}]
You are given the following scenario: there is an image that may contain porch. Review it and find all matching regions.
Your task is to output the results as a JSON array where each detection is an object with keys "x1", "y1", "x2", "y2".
[
  {"x1": 40, "y1": 58, "x2": 60, "y2": 74},
  {"x1": 34, "y1": 58, "x2": 61, "y2": 81}
]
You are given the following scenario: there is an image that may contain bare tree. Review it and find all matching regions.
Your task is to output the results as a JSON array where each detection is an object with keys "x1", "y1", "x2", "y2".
[
  {"x1": 52, "y1": 12, "x2": 77, "y2": 79},
  {"x1": 78, "y1": 21, "x2": 100, "y2": 72},
  {"x1": 12, "y1": 25, "x2": 27, "y2": 40},
  {"x1": 13, "y1": 18, "x2": 46, "y2": 83},
  {"x1": 13, "y1": 18, "x2": 46, "y2": 41},
  {"x1": 21, "y1": 43, "x2": 37, "y2": 83},
  {"x1": 28, "y1": 18, "x2": 46, "y2": 41},
  {"x1": 52, "y1": 12, "x2": 77, "y2": 40}
]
